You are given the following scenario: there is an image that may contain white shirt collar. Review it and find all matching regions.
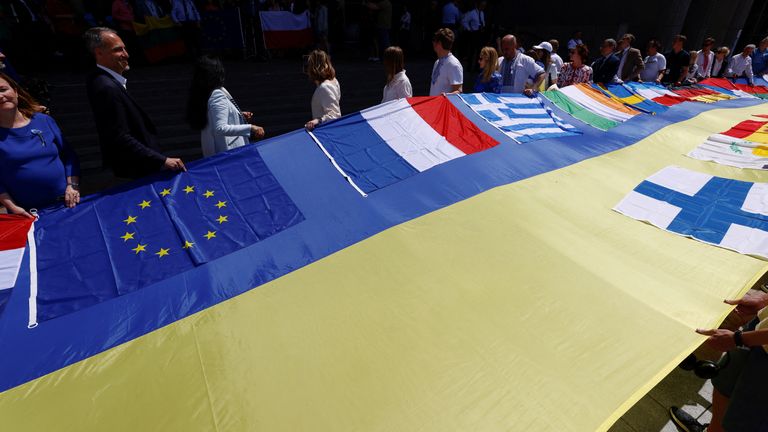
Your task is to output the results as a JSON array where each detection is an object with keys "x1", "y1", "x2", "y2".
[{"x1": 97, "y1": 64, "x2": 127, "y2": 89}]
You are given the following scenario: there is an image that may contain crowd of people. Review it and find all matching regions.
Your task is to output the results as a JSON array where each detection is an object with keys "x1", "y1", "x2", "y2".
[{"x1": 3, "y1": 8, "x2": 768, "y2": 430}]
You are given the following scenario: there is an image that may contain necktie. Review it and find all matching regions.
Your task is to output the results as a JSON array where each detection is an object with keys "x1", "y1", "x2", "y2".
[
  {"x1": 502, "y1": 59, "x2": 512, "y2": 87},
  {"x1": 431, "y1": 58, "x2": 445, "y2": 84}
]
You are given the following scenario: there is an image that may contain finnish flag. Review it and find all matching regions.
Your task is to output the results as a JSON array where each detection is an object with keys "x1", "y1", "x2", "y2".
[{"x1": 614, "y1": 166, "x2": 768, "y2": 258}]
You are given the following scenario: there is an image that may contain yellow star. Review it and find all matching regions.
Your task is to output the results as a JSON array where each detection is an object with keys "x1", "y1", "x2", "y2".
[
  {"x1": 120, "y1": 232, "x2": 135, "y2": 242},
  {"x1": 160, "y1": 188, "x2": 171, "y2": 197},
  {"x1": 132, "y1": 243, "x2": 147, "y2": 254},
  {"x1": 215, "y1": 200, "x2": 227, "y2": 209},
  {"x1": 203, "y1": 190, "x2": 215, "y2": 198},
  {"x1": 183, "y1": 185, "x2": 195, "y2": 194},
  {"x1": 124, "y1": 215, "x2": 137, "y2": 225},
  {"x1": 216, "y1": 215, "x2": 228, "y2": 224},
  {"x1": 155, "y1": 248, "x2": 170, "y2": 258},
  {"x1": 183, "y1": 240, "x2": 195, "y2": 249},
  {"x1": 204, "y1": 231, "x2": 216, "y2": 240},
  {"x1": 138, "y1": 200, "x2": 151, "y2": 209}
]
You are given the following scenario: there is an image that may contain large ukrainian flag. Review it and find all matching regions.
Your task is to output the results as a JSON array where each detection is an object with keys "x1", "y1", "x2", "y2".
[{"x1": 1, "y1": 88, "x2": 768, "y2": 431}]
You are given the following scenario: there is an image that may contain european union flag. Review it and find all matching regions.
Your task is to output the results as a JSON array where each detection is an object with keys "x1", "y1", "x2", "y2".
[{"x1": 34, "y1": 150, "x2": 303, "y2": 321}]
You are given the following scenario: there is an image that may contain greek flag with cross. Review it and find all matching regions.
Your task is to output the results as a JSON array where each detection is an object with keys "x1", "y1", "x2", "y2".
[
  {"x1": 614, "y1": 166, "x2": 768, "y2": 258},
  {"x1": 32, "y1": 149, "x2": 304, "y2": 322}
]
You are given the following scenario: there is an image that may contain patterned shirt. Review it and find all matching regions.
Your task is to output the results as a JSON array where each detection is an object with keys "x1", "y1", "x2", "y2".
[{"x1": 557, "y1": 63, "x2": 592, "y2": 88}]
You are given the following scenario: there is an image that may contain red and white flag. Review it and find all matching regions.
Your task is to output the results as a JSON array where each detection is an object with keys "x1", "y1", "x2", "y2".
[
  {"x1": 0, "y1": 215, "x2": 34, "y2": 290},
  {"x1": 259, "y1": 11, "x2": 313, "y2": 49}
]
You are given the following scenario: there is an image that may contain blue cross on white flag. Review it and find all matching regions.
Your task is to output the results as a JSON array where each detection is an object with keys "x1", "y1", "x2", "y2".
[{"x1": 614, "y1": 166, "x2": 768, "y2": 258}]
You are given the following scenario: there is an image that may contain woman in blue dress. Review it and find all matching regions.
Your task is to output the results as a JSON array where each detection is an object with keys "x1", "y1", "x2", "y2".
[
  {"x1": 0, "y1": 72, "x2": 80, "y2": 216},
  {"x1": 474, "y1": 46, "x2": 502, "y2": 93}
]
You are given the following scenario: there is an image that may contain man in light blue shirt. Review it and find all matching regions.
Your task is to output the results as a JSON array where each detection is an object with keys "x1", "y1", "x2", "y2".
[
  {"x1": 752, "y1": 37, "x2": 768, "y2": 76},
  {"x1": 497, "y1": 34, "x2": 544, "y2": 96},
  {"x1": 441, "y1": 0, "x2": 460, "y2": 30}
]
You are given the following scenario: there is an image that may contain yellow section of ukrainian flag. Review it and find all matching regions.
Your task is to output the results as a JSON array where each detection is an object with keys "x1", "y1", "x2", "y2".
[{"x1": 3, "y1": 103, "x2": 768, "y2": 432}]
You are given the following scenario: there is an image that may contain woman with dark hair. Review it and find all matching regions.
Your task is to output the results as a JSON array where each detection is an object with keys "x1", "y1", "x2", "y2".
[
  {"x1": 557, "y1": 43, "x2": 592, "y2": 88},
  {"x1": 381, "y1": 46, "x2": 412, "y2": 102},
  {"x1": 187, "y1": 56, "x2": 264, "y2": 157},
  {"x1": 473, "y1": 46, "x2": 501, "y2": 93},
  {"x1": 304, "y1": 50, "x2": 341, "y2": 131},
  {"x1": 0, "y1": 72, "x2": 80, "y2": 216}
]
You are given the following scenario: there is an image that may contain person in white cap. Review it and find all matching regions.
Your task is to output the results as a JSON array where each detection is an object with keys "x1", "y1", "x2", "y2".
[{"x1": 533, "y1": 41, "x2": 558, "y2": 90}]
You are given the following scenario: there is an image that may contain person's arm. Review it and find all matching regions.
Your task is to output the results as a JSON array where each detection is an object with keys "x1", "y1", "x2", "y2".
[
  {"x1": 747, "y1": 57, "x2": 755, "y2": 86},
  {"x1": 48, "y1": 116, "x2": 81, "y2": 208},
  {"x1": 656, "y1": 55, "x2": 666, "y2": 83},
  {"x1": 526, "y1": 71, "x2": 545, "y2": 96},
  {"x1": 446, "y1": 63, "x2": 463, "y2": 94},
  {"x1": 696, "y1": 292, "x2": 768, "y2": 351},
  {"x1": 0, "y1": 193, "x2": 32, "y2": 218}
]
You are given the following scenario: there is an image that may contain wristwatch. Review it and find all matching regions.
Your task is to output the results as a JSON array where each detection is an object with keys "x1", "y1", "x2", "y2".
[
  {"x1": 67, "y1": 182, "x2": 80, "y2": 191},
  {"x1": 733, "y1": 329, "x2": 745, "y2": 348}
]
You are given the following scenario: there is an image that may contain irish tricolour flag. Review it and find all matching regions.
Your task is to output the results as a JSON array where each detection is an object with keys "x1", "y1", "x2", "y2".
[
  {"x1": 0, "y1": 215, "x2": 34, "y2": 311},
  {"x1": 311, "y1": 96, "x2": 499, "y2": 194}
]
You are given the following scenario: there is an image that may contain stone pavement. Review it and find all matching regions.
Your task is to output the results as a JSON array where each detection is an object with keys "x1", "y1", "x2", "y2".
[{"x1": 43, "y1": 57, "x2": 711, "y2": 432}]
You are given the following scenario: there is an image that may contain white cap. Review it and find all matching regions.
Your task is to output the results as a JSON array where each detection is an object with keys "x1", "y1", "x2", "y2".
[{"x1": 533, "y1": 41, "x2": 553, "y2": 53}]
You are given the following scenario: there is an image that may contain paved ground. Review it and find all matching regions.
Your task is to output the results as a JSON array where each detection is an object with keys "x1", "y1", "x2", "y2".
[{"x1": 42, "y1": 57, "x2": 712, "y2": 431}]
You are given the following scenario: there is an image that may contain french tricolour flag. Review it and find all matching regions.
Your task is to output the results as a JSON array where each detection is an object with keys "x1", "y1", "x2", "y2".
[
  {"x1": 311, "y1": 96, "x2": 499, "y2": 194},
  {"x1": 259, "y1": 11, "x2": 313, "y2": 50},
  {"x1": 0, "y1": 215, "x2": 34, "y2": 311}
]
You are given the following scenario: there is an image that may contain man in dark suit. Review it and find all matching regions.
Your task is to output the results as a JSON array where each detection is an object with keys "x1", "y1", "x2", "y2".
[
  {"x1": 616, "y1": 33, "x2": 644, "y2": 82},
  {"x1": 83, "y1": 27, "x2": 185, "y2": 180},
  {"x1": 591, "y1": 39, "x2": 620, "y2": 84}
]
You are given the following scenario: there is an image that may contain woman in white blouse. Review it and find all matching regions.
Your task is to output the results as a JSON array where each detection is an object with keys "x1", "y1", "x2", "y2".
[
  {"x1": 381, "y1": 46, "x2": 412, "y2": 103},
  {"x1": 304, "y1": 50, "x2": 341, "y2": 131},
  {"x1": 187, "y1": 56, "x2": 265, "y2": 157}
]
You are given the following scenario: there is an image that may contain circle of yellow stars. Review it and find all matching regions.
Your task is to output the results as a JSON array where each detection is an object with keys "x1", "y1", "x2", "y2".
[{"x1": 120, "y1": 186, "x2": 229, "y2": 258}]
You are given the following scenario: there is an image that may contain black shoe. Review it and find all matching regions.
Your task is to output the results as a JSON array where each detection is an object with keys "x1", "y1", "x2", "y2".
[{"x1": 669, "y1": 406, "x2": 708, "y2": 432}]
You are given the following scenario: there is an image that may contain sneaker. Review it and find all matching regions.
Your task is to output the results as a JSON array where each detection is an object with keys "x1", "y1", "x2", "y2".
[{"x1": 669, "y1": 406, "x2": 708, "y2": 432}]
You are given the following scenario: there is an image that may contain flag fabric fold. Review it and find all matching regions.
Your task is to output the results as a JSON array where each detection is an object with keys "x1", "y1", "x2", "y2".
[
  {"x1": 542, "y1": 89, "x2": 620, "y2": 130},
  {"x1": 688, "y1": 115, "x2": 768, "y2": 169}
]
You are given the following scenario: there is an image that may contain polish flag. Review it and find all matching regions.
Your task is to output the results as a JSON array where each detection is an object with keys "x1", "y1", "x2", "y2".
[
  {"x1": 0, "y1": 215, "x2": 34, "y2": 290},
  {"x1": 259, "y1": 11, "x2": 313, "y2": 50}
]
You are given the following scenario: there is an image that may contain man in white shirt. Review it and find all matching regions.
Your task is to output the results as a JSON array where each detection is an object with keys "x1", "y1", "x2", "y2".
[
  {"x1": 461, "y1": 1, "x2": 486, "y2": 72},
  {"x1": 640, "y1": 39, "x2": 666, "y2": 83},
  {"x1": 729, "y1": 44, "x2": 756, "y2": 86},
  {"x1": 549, "y1": 39, "x2": 564, "y2": 73},
  {"x1": 498, "y1": 34, "x2": 544, "y2": 95},
  {"x1": 429, "y1": 28, "x2": 463, "y2": 96},
  {"x1": 695, "y1": 37, "x2": 715, "y2": 80}
]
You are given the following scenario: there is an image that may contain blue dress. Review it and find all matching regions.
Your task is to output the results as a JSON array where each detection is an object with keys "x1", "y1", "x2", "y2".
[
  {"x1": 0, "y1": 114, "x2": 80, "y2": 209},
  {"x1": 474, "y1": 71, "x2": 502, "y2": 93}
]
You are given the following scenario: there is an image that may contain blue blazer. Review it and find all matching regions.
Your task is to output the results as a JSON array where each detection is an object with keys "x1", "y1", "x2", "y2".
[{"x1": 591, "y1": 54, "x2": 620, "y2": 84}]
